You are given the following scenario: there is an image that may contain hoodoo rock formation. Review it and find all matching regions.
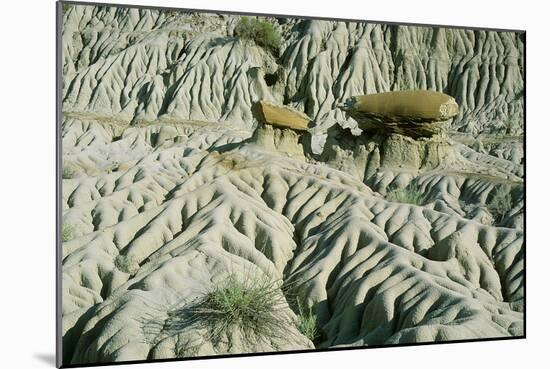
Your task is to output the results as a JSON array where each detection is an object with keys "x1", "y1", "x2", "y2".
[
  {"x1": 321, "y1": 90, "x2": 460, "y2": 184},
  {"x1": 250, "y1": 101, "x2": 311, "y2": 157},
  {"x1": 341, "y1": 90, "x2": 459, "y2": 138}
]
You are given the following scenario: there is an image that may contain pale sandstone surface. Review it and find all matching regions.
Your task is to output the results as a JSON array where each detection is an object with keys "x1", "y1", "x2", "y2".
[{"x1": 61, "y1": 4, "x2": 524, "y2": 365}]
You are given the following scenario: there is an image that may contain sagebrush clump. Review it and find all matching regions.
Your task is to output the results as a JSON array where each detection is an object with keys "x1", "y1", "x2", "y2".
[
  {"x1": 234, "y1": 17, "x2": 282, "y2": 53},
  {"x1": 385, "y1": 182, "x2": 426, "y2": 205}
]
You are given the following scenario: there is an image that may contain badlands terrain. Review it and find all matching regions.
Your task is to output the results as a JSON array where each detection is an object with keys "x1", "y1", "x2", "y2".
[{"x1": 60, "y1": 4, "x2": 524, "y2": 365}]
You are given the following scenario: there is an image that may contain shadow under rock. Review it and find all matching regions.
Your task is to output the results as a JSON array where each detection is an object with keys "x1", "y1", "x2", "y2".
[{"x1": 207, "y1": 141, "x2": 246, "y2": 154}]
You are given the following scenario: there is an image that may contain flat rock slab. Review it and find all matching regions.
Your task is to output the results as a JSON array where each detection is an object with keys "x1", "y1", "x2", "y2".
[
  {"x1": 253, "y1": 101, "x2": 311, "y2": 131},
  {"x1": 342, "y1": 90, "x2": 459, "y2": 138}
]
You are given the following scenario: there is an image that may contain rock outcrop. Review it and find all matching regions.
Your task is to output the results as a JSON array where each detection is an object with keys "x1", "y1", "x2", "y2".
[
  {"x1": 341, "y1": 90, "x2": 459, "y2": 138},
  {"x1": 250, "y1": 124, "x2": 306, "y2": 158},
  {"x1": 249, "y1": 101, "x2": 311, "y2": 157},
  {"x1": 61, "y1": 5, "x2": 524, "y2": 135},
  {"x1": 322, "y1": 91, "x2": 460, "y2": 180},
  {"x1": 253, "y1": 101, "x2": 311, "y2": 131}
]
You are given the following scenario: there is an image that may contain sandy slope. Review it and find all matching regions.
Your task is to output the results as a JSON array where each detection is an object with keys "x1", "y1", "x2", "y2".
[{"x1": 61, "y1": 116, "x2": 523, "y2": 363}]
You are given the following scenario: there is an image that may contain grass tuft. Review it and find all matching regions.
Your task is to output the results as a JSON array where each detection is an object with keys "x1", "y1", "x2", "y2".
[
  {"x1": 385, "y1": 182, "x2": 425, "y2": 205},
  {"x1": 294, "y1": 297, "x2": 319, "y2": 342},
  {"x1": 189, "y1": 273, "x2": 291, "y2": 344}
]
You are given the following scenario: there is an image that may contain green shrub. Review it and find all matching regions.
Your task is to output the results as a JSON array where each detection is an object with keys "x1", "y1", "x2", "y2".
[
  {"x1": 61, "y1": 223, "x2": 74, "y2": 242},
  {"x1": 62, "y1": 164, "x2": 77, "y2": 179},
  {"x1": 234, "y1": 17, "x2": 282, "y2": 52},
  {"x1": 190, "y1": 273, "x2": 291, "y2": 343},
  {"x1": 294, "y1": 297, "x2": 319, "y2": 342},
  {"x1": 385, "y1": 182, "x2": 426, "y2": 205},
  {"x1": 62, "y1": 4, "x2": 73, "y2": 13},
  {"x1": 488, "y1": 186, "x2": 513, "y2": 223},
  {"x1": 114, "y1": 255, "x2": 140, "y2": 274}
]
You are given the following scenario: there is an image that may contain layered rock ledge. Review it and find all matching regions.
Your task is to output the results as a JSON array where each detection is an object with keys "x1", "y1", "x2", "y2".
[
  {"x1": 252, "y1": 101, "x2": 311, "y2": 131},
  {"x1": 342, "y1": 90, "x2": 459, "y2": 138},
  {"x1": 250, "y1": 101, "x2": 311, "y2": 157}
]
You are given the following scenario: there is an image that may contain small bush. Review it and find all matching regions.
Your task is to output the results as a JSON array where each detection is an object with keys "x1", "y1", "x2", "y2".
[
  {"x1": 385, "y1": 182, "x2": 425, "y2": 205},
  {"x1": 189, "y1": 273, "x2": 291, "y2": 343},
  {"x1": 234, "y1": 17, "x2": 282, "y2": 52},
  {"x1": 488, "y1": 186, "x2": 513, "y2": 223},
  {"x1": 294, "y1": 297, "x2": 319, "y2": 342},
  {"x1": 61, "y1": 223, "x2": 74, "y2": 242},
  {"x1": 62, "y1": 164, "x2": 77, "y2": 179},
  {"x1": 114, "y1": 255, "x2": 140, "y2": 274}
]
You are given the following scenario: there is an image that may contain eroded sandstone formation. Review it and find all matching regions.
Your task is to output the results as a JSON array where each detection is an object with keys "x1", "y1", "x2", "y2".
[
  {"x1": 341, "y1": 90, "x2": 459, "y2": 138},
  {"x1": 253, "y1": 101, "x2": 311, "y2": 131},
  {"x1": 249, "y1": 101, "x2": 311, "y2": 157},
  {"x1": 60, "y1": 4, "x2": 524, "y2": 365},
  {"x1": 62, "y1": 5, "x2": 524, "y2": 135}
]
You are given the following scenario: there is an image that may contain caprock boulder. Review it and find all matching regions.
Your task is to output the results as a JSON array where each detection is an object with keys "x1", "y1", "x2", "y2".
[{"x1": 341, "y1": 90, "x2": 459, "y2": 138}]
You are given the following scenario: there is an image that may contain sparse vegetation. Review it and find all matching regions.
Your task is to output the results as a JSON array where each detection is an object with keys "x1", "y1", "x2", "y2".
[
  {"x1": 385, "y1": 182, "x2": 426, "y2": 205},
  {"x1": 189, "y1": 273, "x2": 291, "y2": 344},
  {"x1": 114, "y1": 255, "x2": 140, "y2": 274},
  {"x1": 164, "y1": 9, "x2": 180, "y2": 18},
  {"x1": 234, "y1": 17, "x2": 282, "y2": 53},
  {"x1": 62, "y1": 4, "x2": 73, "y2": 14},
  {"x1": 62, "y1": 223, "x2": 74, "y2": 242},
  {"x1": 487, "y1": 186, "x2": 513, "y2": 223},
  {"x1": 62, "y1": 164, "x2": 77, "y2": 179},
  {"x1": 294, "y1": 297, "x2": 319, "y2": 342}
]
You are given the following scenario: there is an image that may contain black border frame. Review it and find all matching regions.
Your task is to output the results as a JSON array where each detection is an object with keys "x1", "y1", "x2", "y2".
[{"x1": 56, "y1": 1, "x2": 527, "y2": 368}]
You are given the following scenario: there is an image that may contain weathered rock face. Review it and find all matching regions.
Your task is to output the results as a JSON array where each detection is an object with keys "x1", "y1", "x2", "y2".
[
  {"x1": 320, "y1": 123, "x2": 457, "y2": 178},
  {"x1": 250, "y1": 123, "x2": 306, "y2": 157},
  {"x1": 248, "y1": 101, "x2": 310, "y2": 157},
  {"x1": 61, "y1": 5, "x2": 524, "y2": 135},
  {"x1": 342, "y1": 90, "x2": 459, "y2": 138},
  {"x1": 344, "y1": 91, "x2": 459, "y2": 122},
  {"x1": 322, "y1": 91, "x2": 460, "y2": 181},
  {"x1": 252, "y1": 101, "x2": 311, "y2": 131},
  {"x1": 60, "y1": 4, "x2": 524, "y2": 366}
]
